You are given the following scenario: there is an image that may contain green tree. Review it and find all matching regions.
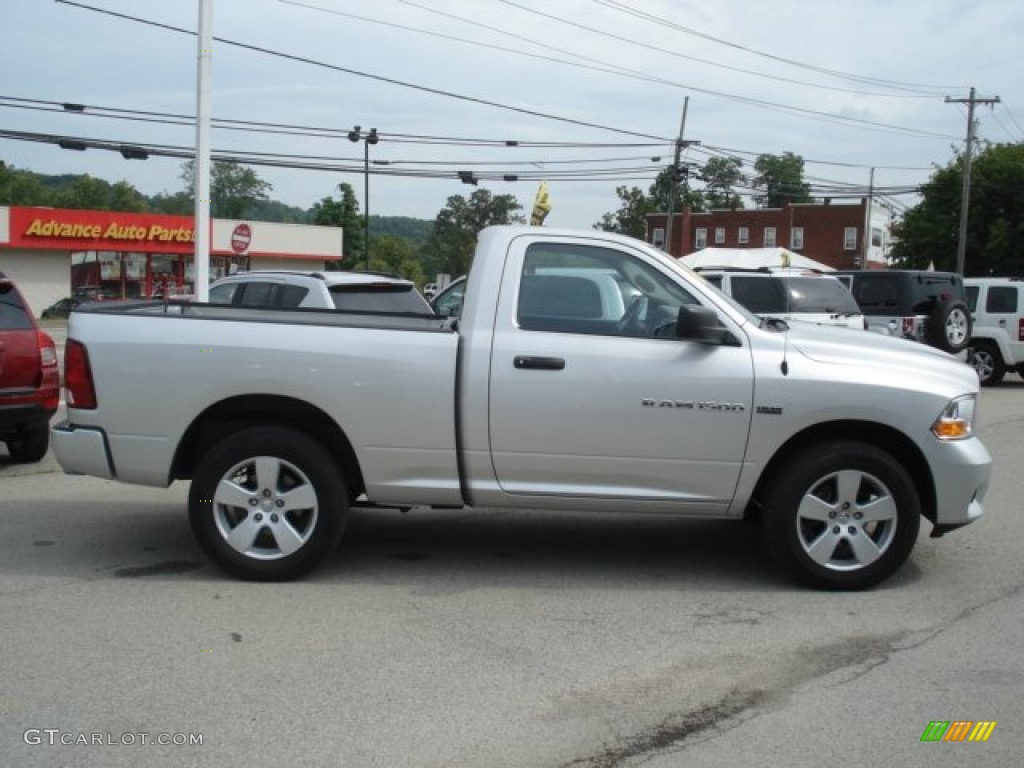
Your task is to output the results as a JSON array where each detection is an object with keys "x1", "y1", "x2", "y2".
[
  {"x1": 892, "y1": 142, "x2": 1024, "y2": 275},
  {"x1": 149, "y1": 190, "x2": 193, "y2": 215},
  {"x1": 109, "y1": 180, "x2": 148, "y2": 212},
  {"x1": 368, "y1": 234, "x2": 425, "y2": 285},
  {"x1": 310, "y1": 182, "x2": 362, "y2": 266},
  {"x1": 0, "y1": 162, "x2": 55, "y2": 206},
  {"x1": 700, "y1": 156, "x2": 745, "y2": 209},
  {"x1": 54, "y1": 175, "x2": 115, "y2": 210},
  {"x1": 752, "y1": 152, "x2": 811, "y2": 208},
  {"x1": 424, "y1": 189, "x2": 523, "y2": 276},
  {"x1": 595, "y1": 167, "x2": 704, "y2": 237},
  {"x1": 595, "y1": 185, "x2": 656, "y2": 238},
  {"x1": 180, "y1": 160, "x2": 272, "y2": 219}
]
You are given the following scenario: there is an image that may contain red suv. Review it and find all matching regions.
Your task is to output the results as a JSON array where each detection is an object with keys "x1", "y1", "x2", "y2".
[{"x1": 1, "y1": 273, "x2": 59, "y2": 462}]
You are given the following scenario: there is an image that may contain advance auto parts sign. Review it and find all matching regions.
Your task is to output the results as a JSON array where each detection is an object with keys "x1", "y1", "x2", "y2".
[{"x1": 9, "y1": 207, "x2": 196, "y2": 254}]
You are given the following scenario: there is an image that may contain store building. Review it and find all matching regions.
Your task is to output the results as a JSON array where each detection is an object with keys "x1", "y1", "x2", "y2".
[
  {"x1": 0, "y1": 205, "x2": 344, "y2": 314},
  {"x1": 646, "y1": 198, "x2": 892, "y2": 269}
]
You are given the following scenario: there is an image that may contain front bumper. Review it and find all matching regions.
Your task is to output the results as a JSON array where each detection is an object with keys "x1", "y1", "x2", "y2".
[{"x1": 927, "y1": 435, "x2": 991, "y2": 530}]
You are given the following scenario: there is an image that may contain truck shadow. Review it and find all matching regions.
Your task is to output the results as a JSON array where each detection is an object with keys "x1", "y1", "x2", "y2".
[
  {"x1": 327, "y1": 506, "x2": 789, "y2": 592},
  {"x1": 6, "y1": 499, "x2": 922, "y2": 591}
]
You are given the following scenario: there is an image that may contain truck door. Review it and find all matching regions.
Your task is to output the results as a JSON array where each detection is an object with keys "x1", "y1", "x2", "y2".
[{"x1": 487, "y1": 235, "x2": 754, "y2": 511}]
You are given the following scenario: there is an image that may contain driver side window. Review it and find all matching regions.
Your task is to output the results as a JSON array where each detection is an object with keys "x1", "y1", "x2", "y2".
[{"x1": 517, "y1": 242, "x2": 697, "y2": 338}]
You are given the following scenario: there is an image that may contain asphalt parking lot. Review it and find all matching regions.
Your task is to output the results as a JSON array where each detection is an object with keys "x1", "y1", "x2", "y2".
[{"x1": 1, "y1": 385, "x2": 1022, "y2": 767}]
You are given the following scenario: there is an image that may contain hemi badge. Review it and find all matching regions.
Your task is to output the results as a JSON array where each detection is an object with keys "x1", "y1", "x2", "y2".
[{"x1": 756, "y1": 406, "x2": 783, "y2": 415}]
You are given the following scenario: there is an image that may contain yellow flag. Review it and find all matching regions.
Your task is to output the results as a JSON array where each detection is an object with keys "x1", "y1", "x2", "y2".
[{"x1": 531, "y1": 181, "x2": 552, "y2": 225}]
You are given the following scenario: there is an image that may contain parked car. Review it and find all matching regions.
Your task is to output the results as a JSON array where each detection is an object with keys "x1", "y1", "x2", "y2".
[
  {"x1": 0, "y1": 272, "x2": 60, "y2": 462},
  {"x1": 834, "y1": 270, "x2": 971, "y2": 354},
  {"x1": 430, "y1": 276, "x2": 467, "y2": 317},
  {"x1": 207, "y1": 270, "x2": 432, "y2": 313},
  {"x1": 40, "y1": 296, "x2": 83, "y2": 320},
  {"x1": 695, "y1": 268, "x2": 866, "y2": 330},
  {"x1": 964, "y1": 276, "x2": 1024, "y2": 385}
]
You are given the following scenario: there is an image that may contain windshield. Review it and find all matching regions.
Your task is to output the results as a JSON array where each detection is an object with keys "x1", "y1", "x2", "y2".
[
  {"x1": 329, "y1": 283, "x2": 431, "y2": 313},
  {"x1": 780, "y1": 277, "x2": 861, "y2": 314}
]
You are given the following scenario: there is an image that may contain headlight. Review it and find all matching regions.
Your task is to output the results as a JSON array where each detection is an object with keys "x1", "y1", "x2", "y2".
[{"x1": 931, "y1": 395, "x2": 977, "y2": 440}]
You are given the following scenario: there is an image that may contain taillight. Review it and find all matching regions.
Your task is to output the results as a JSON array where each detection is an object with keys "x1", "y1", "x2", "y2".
[
  {"x1": 38, "y1": 331, "x2": 60, "y2": 411},
  {"x1": 38, "y1": 332, "x2": 58, "y2": 367},
  {"x1": 65, "y1": 339, "x2": 97, "y2": 409}
]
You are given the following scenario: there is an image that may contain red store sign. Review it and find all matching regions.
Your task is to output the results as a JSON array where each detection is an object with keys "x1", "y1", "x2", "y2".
[{"x1": 8, "y1": 206, "x2": 200, "y2": 254}]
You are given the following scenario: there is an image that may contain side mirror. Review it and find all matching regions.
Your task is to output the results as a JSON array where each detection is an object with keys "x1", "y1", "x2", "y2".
[{"x1": 675, "y1": 305, "x2": 735, "y2": 345}]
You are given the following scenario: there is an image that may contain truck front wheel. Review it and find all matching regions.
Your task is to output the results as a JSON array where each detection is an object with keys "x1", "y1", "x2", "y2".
[
  {"x1": 189, "y1": 426, "x2": 349, "y2": 580},
  {"x1": 761, "y1": 441, "x2": 920, "y2": 590}
]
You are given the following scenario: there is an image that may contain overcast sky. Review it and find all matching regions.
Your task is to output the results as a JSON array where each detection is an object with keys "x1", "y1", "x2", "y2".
[{"x1": 1, "y1": 0, "x2": 1021, "y2": 229}]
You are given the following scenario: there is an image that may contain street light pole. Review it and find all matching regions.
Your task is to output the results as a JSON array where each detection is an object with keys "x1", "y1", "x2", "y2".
[{"x1": 348, "y1": 126, "x2": 378, "y2": 270}]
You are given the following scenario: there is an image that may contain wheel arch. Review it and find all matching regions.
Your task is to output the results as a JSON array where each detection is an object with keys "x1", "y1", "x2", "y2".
[
  {"x1": 968, "y1": 331, "x2": 1011, "y2": 362},
  {"x1": 751, "y1": 420, "x2": 937, "y2": 523},
  {"x1": 171, "y1": 394, "x2": 364, "y2": 497}
]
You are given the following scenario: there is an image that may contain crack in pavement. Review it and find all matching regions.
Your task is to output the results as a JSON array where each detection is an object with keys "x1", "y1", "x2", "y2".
[{"x1": 561, "y1": 580, "x2": 1024, "y2": 768}]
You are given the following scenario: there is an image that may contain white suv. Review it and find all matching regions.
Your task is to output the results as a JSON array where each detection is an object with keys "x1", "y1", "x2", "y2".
[
  {"x1": 696, "y1": 268, "x2": 866, "y2": 330},
  {"x1": 965, "y1": 277, "x2": 1024, "y2": 385},
  {"x1": 208, "y1": 270, "x2": 432, "y2": 313}
]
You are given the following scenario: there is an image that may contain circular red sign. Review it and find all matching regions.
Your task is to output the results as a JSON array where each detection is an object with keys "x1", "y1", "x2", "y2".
[{"x1": 230, "y1": 223, "x2": 251, "y2": 254}]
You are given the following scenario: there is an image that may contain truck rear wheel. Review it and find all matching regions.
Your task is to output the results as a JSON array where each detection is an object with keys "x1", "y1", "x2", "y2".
[
  {"x1": 189, "y1": 426, "x2": 349, "y2": 580},
  {"x1": 761, "y1": 441, "x2": 920, "y2": 590}
]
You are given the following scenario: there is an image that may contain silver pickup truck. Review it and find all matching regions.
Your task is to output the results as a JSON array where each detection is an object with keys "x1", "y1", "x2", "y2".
[{"x1": 53, "y1": 226, "x2": 991, "y2": 589}]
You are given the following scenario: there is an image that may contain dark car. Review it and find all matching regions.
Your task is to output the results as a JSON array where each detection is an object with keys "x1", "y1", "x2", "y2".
[
  {"x1": 40, "y1": 297, "x2": 83, "y2": 320},
  {"x1": 833, "y1": 269, "x2": 971, "y2": 354},
  {"x1": 0, "y1": 273, "x2": 60, "y2": 462}
]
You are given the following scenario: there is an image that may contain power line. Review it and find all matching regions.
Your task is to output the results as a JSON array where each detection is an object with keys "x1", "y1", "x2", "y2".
[
  {"x1": 54, "y1": 0, "x2": 669, "y2": 142},
  {"x1": 591, "y1": 0, "x2": 963, "y2": 93},
  {"x1": 55, "y1": 0, "x2": 960, "y2": 143},
  {"x1": 1, "y1": 93, "x2": 942, "y2": 186},
  {"x1": 286, "y1": 0, "x2": 959, "y2": 140},
  {"x1": 1, "y1": 127, "x2": 931, "y2": 197},
  {"x1": 0, "y1": 95, "x2": 670, "y2": 148},
  {"x1": 497, "y1": 0, "x2": 937, "y2": 99}
]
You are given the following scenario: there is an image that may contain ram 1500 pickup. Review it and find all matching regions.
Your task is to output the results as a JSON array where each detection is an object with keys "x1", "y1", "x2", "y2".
[{"x1": 52, "y1": 226, "x2": 992, "y2": 589}]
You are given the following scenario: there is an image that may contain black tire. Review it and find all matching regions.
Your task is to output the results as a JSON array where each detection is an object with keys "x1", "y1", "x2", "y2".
[
  {"x1": 970, "y1": 341, "x2": 1005, "y2": 386},
  {"x1": 189, "y1": 426, "x2": 349, "y2": 581},
  {"x1": 7, "y1": 427, "x2": 50, "y2": 463},
  {"x1": 925, "y1": 299, "x2": 971, "y2": 354},
  {"x1": 761, "y1": 441, "x2": 921, "y2": 590}
]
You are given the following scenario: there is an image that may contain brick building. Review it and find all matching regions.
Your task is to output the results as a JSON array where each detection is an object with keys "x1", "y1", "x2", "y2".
[{"x1": 646, "y1": 198, "x2": 891, "y2": 269}]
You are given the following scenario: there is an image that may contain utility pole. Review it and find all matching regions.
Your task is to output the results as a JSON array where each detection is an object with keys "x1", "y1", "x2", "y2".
[
  {"x1": 663, "y1": 98, "x2": 699, "y2": 257},
  {"x1": 946, "y1": 87, "x2": 1000, "y2": 275},
  {"x1": 861, "y1": 167, "x2": 874, "y2": 270}
]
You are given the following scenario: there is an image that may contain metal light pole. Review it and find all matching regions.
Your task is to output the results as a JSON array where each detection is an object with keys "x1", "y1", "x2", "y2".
[
  {"x1": 348, "y1": 126, "x2": 378, "y2": 270},
  {"x1": 194, "y1": 0, "x2": 213, "y2": 300}
]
